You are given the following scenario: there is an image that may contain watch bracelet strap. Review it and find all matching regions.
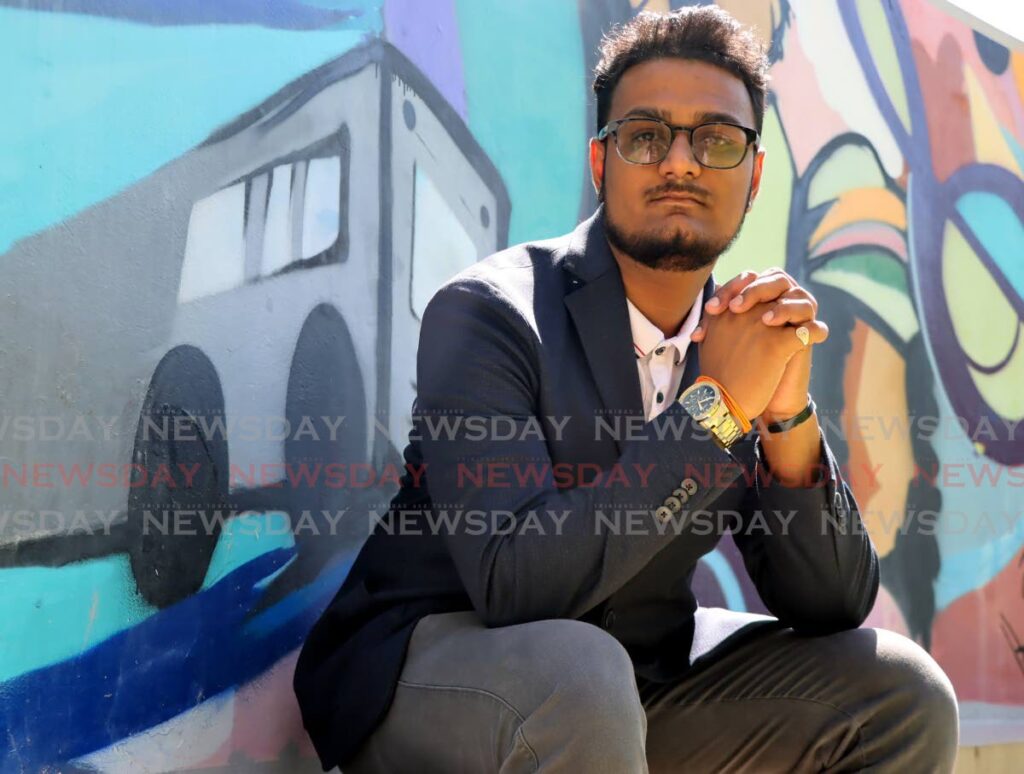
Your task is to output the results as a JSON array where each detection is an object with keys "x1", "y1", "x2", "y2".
[
  {"x1": 712, "y1": 411, "x2": 744, "y2": 447},
  {"x1": 764, "y1": 396, "x2": 816, "y2": 434}
]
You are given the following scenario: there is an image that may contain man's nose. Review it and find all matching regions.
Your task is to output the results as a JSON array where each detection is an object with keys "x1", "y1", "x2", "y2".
[{"x1": 658, "y1": 131, "x2": 702, "y2": 178}]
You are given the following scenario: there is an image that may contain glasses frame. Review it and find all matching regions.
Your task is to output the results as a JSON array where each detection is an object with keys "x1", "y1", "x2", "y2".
[{"x1": 597, "y1": 117, "x2": 760, "y2": 170}]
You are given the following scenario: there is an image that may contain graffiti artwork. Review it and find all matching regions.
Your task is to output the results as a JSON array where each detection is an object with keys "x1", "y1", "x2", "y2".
[{"x1": 1, "y1": 0, "x2": 1022, "y2": 768}]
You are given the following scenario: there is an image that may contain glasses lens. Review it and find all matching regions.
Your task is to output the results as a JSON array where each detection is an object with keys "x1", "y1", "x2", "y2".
[
  {"x1": 617, "y1": 119, "x2": 672, "y2": 164},
  {"x1": 691, "y1": 124, "x2": 749, "y2": 168}
]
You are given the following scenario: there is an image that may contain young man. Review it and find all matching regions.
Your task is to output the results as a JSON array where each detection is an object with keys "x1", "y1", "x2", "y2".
[{"x1": 295, "y1": 7, "x2": 958, "y2": 772}]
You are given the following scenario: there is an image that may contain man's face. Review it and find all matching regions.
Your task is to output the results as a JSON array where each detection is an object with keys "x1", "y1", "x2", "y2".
[{"x1": 589, "y1": 57, "x2": 765, "y2": 272}]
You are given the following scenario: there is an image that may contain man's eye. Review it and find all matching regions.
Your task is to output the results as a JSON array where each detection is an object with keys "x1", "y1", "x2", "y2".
[{"x1": 703, "y1": 134, "x2": 733, "y2": 146}]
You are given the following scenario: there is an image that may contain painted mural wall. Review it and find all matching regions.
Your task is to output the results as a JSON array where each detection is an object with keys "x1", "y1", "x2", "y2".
[{"x1": 0, "y1": 0, "x2": 1021, "y2": 769}]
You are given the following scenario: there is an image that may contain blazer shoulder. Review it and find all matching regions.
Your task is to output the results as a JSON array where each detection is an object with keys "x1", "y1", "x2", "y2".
[
  {"x1": 453, "y1": 231, "x2": 568, "y2": 286},
  {"x1": 427, "y1": 231, "x2": 571, "y2": 333}
]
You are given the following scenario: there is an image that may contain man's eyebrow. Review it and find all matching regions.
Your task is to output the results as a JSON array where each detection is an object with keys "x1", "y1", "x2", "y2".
[
  {"x1": 692, "y1": 110, "x2": 747, "y2": 126},
  {"x1": 620, "y1": 107, "x2": 749, "y2": 126},
  {"x1": 622, "y1": 106, "x2": 673, "y2": 121}
]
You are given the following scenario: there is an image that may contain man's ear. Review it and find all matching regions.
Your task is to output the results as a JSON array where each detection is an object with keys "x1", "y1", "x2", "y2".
[
  {"x1": 588, "y1": 137, "x2": 606, "y2": 200},
  {"x1": 747, "y1": 146, "x2": 766, "y2": 211}
]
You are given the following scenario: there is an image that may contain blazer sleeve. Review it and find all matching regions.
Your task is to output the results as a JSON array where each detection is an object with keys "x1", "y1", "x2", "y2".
[
  {"x1": 412, "y1": 277, "x2": 744, "y2": 628},
  {"x1": 730, "y1": 427, "x2": 880, "y2": 634}
]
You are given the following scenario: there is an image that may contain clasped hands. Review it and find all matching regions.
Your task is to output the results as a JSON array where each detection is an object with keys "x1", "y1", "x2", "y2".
[{"x1": 690, "y1": 268, "x2": 828, "y2": 425}]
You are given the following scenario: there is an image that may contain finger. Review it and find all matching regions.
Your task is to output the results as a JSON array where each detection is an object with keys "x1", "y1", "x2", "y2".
[
  {"x1": 694, "y1": 292, "x2": 815, "y2": 340},
  {"x1": 697, "y1": 297, "x2": 773, "y2": 339},
  {"x1": 783, "y1": 319, "x2": 829, "y2": 348},
  {"x1": 703, "y1": 270, "x2": 758, "y2": 315},
  {"x1": 761, "y1": 298, "x2": 816, "y2": 325},
  {"x1": 771, "y1": 285, "x2": 818, "y2": 316},
  {"x1": 765, "y1": 319, "x2": 828, "y2": 360},
  {"x1": 728, "y1": 273, "x2": 796, "y2": 312},
  {"x1": 692, "y1": 318, "x2": 710, "y2": 342}
]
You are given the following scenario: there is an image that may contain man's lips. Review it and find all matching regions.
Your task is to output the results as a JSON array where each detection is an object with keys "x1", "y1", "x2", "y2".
[{"x1": 651, "y1": 193, "x2": 705, "y2": 205}]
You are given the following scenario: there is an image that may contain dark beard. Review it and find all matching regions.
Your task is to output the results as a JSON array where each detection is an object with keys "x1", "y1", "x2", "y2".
[{"x1": 604, "y1": 197, "x2": 746, "y2": 272}]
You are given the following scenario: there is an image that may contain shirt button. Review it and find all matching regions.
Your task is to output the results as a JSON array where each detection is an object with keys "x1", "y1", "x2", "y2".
[
  {"x1": 655, "y1": 506, "x2": 673, "y2": 522},
  {"x1": 681, "y1": 478, "x2": 698, "y2": 496},
  {"x1": 603, "y1": 608, "x2": 617, "y2": 629},
  {"x1": 656, "y1": 391, "x2": 664, "y2": 403},
  {"x1": 665, "y1": 496, "x2": 683, "y2": 512},
  {"x1": 834, "y1": 491, "x2": 846, "y2": 523}
]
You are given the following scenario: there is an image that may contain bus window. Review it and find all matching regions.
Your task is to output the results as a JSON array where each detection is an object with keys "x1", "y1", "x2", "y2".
[
  {"x1": 410, "y1": 163, "x2": 478, "y2": 320},
  {"x1": 301, "y1": 156, "x2": 342, "y2": 259},
  {"x1": 261, "y1": 164, "x2": 294, "y2": 276},
  {"x1": 178, "y1": 182, "x2": 246, "y2": 303}
]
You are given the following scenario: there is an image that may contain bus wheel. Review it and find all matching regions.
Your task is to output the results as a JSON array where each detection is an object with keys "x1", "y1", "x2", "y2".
[
  {"x1": 266, "y1": 305, "x2": 367, "y2": 600},
  {"x1": 127, "y1": 346, "x2": 229, "y2": 608}
]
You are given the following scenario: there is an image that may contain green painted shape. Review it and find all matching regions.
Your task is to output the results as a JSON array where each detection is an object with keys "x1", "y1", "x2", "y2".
[
  {"x1": 456, "y1": 0, "x2": 585, "y2": 244},
  {"x1": 819, "y1": 250, "x2": 909, "y2": 294},
  {"x1": 812, "y1": 250, "x2": 920, "y2": 342},
  {"x1": 812, "y1": 271, "x2": 918, "y2": 341},
  {"x1": 717, "y1": 103, "x2": 792, "y2": 279},
  {"x1": 855, "y1": 0, "x2": 911, "y2": 133},
  {"x1": 807, "y1": 143, "x2": 887, "y2": 208},
  {"x1": 0, "y1": 555, "x2": 155, "y2": 682}
]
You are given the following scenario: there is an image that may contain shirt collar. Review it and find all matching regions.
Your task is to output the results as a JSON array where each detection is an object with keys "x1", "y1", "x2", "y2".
[{"x1": 626, "y1": 285, "x2": 704, "y2": 363}]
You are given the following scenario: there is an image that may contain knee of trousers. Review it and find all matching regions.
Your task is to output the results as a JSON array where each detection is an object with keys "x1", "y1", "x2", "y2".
[
  {"x1": 864, "y1": 629, "x2": 960, "y2": 757},
  {"x1": 523, "y1": 619, "x2": 645, "y2": 733}
]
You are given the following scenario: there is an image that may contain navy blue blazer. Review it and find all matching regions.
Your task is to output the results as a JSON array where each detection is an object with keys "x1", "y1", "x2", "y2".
[{"x1": 294, "y1": 205, "x2": 879, "y2": 771}]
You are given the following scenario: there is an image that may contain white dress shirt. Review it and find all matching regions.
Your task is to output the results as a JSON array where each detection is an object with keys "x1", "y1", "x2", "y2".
[{"x1": 627, "y1": 287, "x2": 704, "y2": 422}]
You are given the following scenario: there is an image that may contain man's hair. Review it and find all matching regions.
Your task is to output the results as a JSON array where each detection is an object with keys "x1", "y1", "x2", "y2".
[{"x1": 592, "y1": 6, "x2": 770, "y2": 135}]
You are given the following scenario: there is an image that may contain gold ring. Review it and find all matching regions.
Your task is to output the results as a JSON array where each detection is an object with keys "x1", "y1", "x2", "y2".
[{"x1": 795, "y1": 326, "x2": 810, "y2": 347}]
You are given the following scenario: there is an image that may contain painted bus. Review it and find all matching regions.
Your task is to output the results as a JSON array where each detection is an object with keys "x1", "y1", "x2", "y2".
[{"x1": 0, "y1": 40, "x2": 510, "y2": 607}]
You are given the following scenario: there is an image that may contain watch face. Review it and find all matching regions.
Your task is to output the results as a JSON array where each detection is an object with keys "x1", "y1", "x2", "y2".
[{"x1": 682, "y1": 383, "x2": 719, "y2": 421}]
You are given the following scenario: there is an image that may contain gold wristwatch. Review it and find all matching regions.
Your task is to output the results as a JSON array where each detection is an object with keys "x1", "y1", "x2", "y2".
[{"x1": 678, "y1": 381, "x2": 744, "y2": 450}]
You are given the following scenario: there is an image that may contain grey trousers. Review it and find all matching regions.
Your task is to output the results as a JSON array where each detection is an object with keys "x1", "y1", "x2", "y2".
[{"x1": 343, "y1": 610, "x2": 958, "y2": 773}]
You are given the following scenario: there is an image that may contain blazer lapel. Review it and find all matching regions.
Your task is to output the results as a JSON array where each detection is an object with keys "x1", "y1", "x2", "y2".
[
  {"x1": 561, "y1": 206, "x2": 722, "y2": 453},
  {"x1": 562, "y1": 208, "x2": 643, "y2": 457}
]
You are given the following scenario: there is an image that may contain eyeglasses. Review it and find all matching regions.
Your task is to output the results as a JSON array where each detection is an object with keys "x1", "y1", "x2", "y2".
[{"x1": 597, "y1": 117, "x2": 759, "y2": 169}]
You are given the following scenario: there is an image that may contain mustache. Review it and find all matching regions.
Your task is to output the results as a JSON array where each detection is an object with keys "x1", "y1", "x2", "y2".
[{"x1": 648, "y1": 182, "x2": 709, "y2": 201}]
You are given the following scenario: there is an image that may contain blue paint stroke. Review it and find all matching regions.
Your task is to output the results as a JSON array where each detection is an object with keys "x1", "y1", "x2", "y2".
[
  {"x1": 0, "y1": 547, "x2": 354, "y2": 768},
  {"x1": 698, "y1": 549, "x2": 747, "y2": 612},
  {"x1": 936, "y1": 510, "x2": 1024, "y2": 612},
  {"x1": 0, "y1": 0, "x2": 376, "y2": 30},
  {"x1": 201, "y1": 511, "x2": 296, "y2": 590},
  {"x1": 955, "y1": 191, "x2": 1024, "y2": 301}
]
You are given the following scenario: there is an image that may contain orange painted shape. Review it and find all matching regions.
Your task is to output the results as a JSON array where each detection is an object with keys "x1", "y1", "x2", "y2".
[{"x1": 811, "y1": 188, "x2": 907, "y2": 248}]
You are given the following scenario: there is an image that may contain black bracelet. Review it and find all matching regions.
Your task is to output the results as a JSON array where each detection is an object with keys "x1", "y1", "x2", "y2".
[{"x1": 764, "y1": 396, "x2": 816, "y2": 434}]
